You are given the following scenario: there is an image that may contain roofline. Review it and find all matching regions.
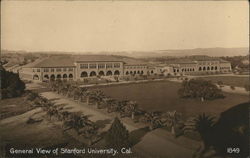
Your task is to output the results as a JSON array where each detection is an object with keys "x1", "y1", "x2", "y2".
[
  {"x1": 124, "y1": 64, "x2": 147, "y2": 66},
  {"x1": 24, "y1": 66, "x2": 76, "y2": 68},
  {"x1": 75, "y1": 60, "x2": 124, "y2": 63}
]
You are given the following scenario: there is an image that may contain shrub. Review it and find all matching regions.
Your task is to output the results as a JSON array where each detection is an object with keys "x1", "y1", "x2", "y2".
[{"x1": 178, "y1": 79, "x2": 224, "y2": 101}]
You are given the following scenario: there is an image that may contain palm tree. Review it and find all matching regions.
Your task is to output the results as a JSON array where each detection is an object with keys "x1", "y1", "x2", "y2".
[
  {"x1": 61, "y1": 85, "x2": 68, "y2": 96},
  {"x1": 72, "y1": 86, "x2": 81, "y2": 100},
  {"x1": 166, "y1": 110, "x2": 181, "y2": 136},
  {"x1": 104, "y1": 97, "x2": 117, "y2": 113},
  {"x1": 184, "y1": 113, "x2": 215, "y2": 157},
  {"x1": 66, "y1": 84, "x2": 74, "y2": 98},
  {"x1": 91, "y1": 89, "x2": 106, "y2": 108},
  {"x1": 78, "y1": 87, "x2": 87, "y2": 103},
  {"x1": 26, "y1": 91, "x2": 39, "y2": 101},
  {"x1": 83, "y1": 89, "x2": 92, "y2": 105},
  {"x1": 58, "y1": 111, "x2": 70, "y2": 121},
  {"x1": 46, "y1": 106, "x2": 59, "y2": 120},
  {"x1": 49, "y1": 81, "x2": 57, "y2": 91},
  {"x1": 148, "y1": 112, "x2": 163, "y2": 130},
  {"x1": 139, "y1": 111, "x2": 164, "y2": 130},
  {"x1": 118, "y1": 100, "x2": 129, "y2": 116},
  {"x1": 123, "y1": 101, "x2": 138, "y2": 120},
  {"x1": 63, "y1": 112, "x2": 89, "y2": 133},
  {"x1": 52, "y1": 80, "x2": 62, "y2": 94}
]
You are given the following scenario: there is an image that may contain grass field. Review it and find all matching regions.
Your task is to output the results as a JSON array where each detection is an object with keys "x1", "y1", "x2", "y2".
[
  {"x1": 0, "y1": 96, "x2": 34, "y2": 119},
  {"x1": 99, "y1": 81, "x2": 249, "y2": 118},
  {"x1": 197, "y1": 76, "x2": 249, "y2": 88},
  {"x1": 0, "y1": 108, "x2": 83, "y2": 157}
]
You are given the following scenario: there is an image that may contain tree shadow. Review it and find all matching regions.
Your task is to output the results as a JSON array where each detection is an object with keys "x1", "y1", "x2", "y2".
[
  {"x1": 129, "y1": 127, "x2": 150, "y2": 147},
  {"x1": 95, "y1": 119, "x2": 112, "y2": 129},
  {"x1": 55, "y1": 103, "x2": 68, "y2": 108},
  {"x1": 210, "y1": 102, "x2": 249, "y2": 158},
  {"x1": 48, "y1": 98, "x2": 61, "y2": 102},
  {"x1": 85, "y1": 114, "x2": 93, "y2": 118},
  {"x1": 63, "y1": 107, "x2": 74, "y2": 110}
]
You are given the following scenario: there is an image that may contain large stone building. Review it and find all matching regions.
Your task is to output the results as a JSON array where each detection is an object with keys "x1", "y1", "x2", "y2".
[
  {"x1": 20, "y1": 55, "x2": 149, "y2": 81},
  {"x1": 19, "y1": 55, "x2": 232, "y2": 81}
]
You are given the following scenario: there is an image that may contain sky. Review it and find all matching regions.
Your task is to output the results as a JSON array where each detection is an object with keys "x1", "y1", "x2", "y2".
[{"x1": 1, "y1": 1, "x2": 249, "y2": 52}]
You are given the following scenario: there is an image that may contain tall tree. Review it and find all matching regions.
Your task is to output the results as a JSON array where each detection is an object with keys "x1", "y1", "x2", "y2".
[
  {"x1": 91, "y1": 89, "x2": 106, "y2": 108},
  {"x1": 105, "y1": 117, "x2": 129, "y2": 149}
]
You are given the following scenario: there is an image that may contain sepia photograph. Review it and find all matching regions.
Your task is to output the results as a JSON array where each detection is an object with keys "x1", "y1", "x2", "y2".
[{"x1": 0, "y1": 1, "x2": 249, "y2": 158}]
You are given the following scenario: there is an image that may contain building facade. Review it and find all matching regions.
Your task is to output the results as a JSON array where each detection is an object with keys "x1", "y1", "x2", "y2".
[
  {"x1": 20, "y1": 56, "x2": 149, "y2": 81},
  {"x1": 20, "y1": 55, "x2": 232, "y2": 81},
  {"x1": 160, "y1": 59, "x2": 231, "y2": 76}
]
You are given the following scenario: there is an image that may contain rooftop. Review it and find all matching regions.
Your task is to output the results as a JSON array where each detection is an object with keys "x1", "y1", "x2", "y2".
[{"x1": 23, "y1": 55, "x2": 147, "y2": 68}]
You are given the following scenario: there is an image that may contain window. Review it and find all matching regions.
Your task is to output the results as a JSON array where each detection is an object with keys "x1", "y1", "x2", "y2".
[
  {"x1": 51, "y1": 68, "x2": 54, "y2": 72},
  {"x1": 98, "y1": 63, "x2": 105, "y2": 69},
  {"x1": 63, "y1": 68, "x2": 67, "y2": 72},
  {"x1": 106, "y1": 63, "x2": 113, "y2": 68},
  {"x1": 37, "y1": 69, "x2": 40, "y2": 72},
  {"x1": 56, "y1": 68, "x2": 61, "y2": 72},
  {"x1": 44, "y1": 68, "x2": 49, "y2": 72},
  {"x1": 80, "y1": 64, "x2": 88, "y2": 69},
  {"x1": 68, "y1": 68, "x2": 73, "y2": 71},
  {"x1": 89, "y1": 64, "x2": 97, "y2": 69},
  {"x1": 114, "y1": 63, "x2": 120, "y2": 68},
  {"x1": 33, "y1": 69, "x2": 35, "y2": 72}
]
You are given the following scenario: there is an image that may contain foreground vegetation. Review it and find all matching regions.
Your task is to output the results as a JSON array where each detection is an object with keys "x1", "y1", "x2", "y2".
[
  {"x1": 0, "y1": 66, "x2": 25, "y2": 99},
  {"x1": 25, "y1": 91, "x2": 100, "y2": 145}
]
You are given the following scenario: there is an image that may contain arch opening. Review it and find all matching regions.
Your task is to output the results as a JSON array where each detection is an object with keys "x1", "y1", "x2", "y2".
[
  {"x1": 106, "y1": 71, "x2": 112, "y2": 76},
  {"x1": 50, "y1": 75, "x2": 55, "y2": 81},
  {"x1": 69, "y1": 74, "x2": 73, "y2": 80},
  {"x1": 57, "y1": 74, "x2": 61, "y2": 79},
  {"x1": 114, "y1": 70, "x2": 120, "y2": 75},
  {"x1": 90, "y1": 71, "x2": 97, "y2": 77},
  {"x1": 99, "y1": 71, "x2": 105, "y2": 76},
  {"x1": 81, "y1": 72, "x2": 88, "y2": 77},
  {"x1": 33, "y1": 74, "x2": 39, "y2": 80},
  {"x1": 44, "y1": 74, "x2": 49, "y2": 80}
]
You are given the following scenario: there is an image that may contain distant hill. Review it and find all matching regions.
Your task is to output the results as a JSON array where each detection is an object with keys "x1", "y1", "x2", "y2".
[
  {"x1": 123, "y1": 47, "x2": 249, "y2": 58},
  {"x1": 1, "y1": 47, "x2": 248, "y2": 58}
]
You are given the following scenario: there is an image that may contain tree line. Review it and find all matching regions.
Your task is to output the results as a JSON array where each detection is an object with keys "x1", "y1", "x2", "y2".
[{"x1": 47, "y1": 80, "x2": 185, "y2": 133}]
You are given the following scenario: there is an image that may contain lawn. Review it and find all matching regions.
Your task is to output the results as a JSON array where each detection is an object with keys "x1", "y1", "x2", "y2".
[
  {"x1": 98, "y1": 80, "x2": 249, "y2": 118},
  {"x1": 0, "y1": 96, "x2": 33, "y2": 119},
  {"x1": 0, "y1": 108, "x2": 84, "y2": 157},
  {"x1": 197, "y1": 76, "x2": 249, "y2": 88}
]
